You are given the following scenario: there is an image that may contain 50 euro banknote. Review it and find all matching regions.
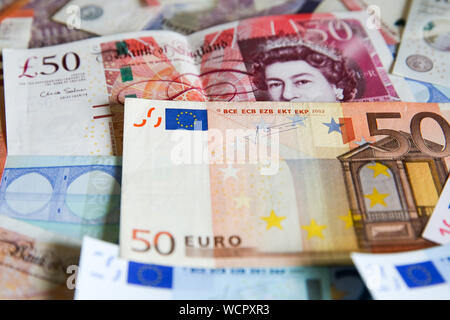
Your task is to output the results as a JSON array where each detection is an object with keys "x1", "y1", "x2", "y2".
[
  {"x1": 119, "y1": 98, "x2": 449, "y2": 267},
  {"x1": 3, "y1": 12, "x2": 403, "y2": 156}
]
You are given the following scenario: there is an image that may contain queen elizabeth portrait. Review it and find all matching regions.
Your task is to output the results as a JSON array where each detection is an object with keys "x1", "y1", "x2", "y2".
[{"x1": 239, "y1": 36, "x2": 360, "y2": 102}]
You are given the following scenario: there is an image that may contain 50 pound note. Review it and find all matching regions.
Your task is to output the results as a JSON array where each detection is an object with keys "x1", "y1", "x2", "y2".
[{"x1": 3, "y1": 12, "x2": 401, "y2": 156}]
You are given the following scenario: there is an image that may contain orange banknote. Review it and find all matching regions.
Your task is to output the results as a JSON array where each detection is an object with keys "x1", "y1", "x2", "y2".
[
  {"x1": 0, "y1": 216, "x2": 80, "y2": 299},
  {"x1": 120, "y1": 99, "x2": 449, "y2": 267}
]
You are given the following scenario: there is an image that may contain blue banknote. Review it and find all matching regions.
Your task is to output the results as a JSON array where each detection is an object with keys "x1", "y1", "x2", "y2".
[
  {"x1": 0, "y1": 156, "x2": 121, "y2": 242},
  {"x1": 352, "y1": 244, "x2": 450, "y2": 299},
  {"x1": 404, "y1": 78, "x2": 450, "y2": 103},
  {"x1": 76, "y1": 237, "x2": 333, "y2": 300},
  {"x1": 388, "y1": 44, "x2": 450, "y2": 103}
]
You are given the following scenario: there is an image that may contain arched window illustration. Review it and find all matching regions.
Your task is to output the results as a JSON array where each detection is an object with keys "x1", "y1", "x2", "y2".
[
  {"x1": 338, "y1": 132, "x2": 447, "y2": 252},
  {"x1": 358, "y1": 162, "x2": 406, "y2": 222}
]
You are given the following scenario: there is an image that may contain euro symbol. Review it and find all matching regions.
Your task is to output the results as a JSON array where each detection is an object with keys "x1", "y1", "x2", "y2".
[{"x1": 19, "y1": 56, "x2": 38, "y2": 78}]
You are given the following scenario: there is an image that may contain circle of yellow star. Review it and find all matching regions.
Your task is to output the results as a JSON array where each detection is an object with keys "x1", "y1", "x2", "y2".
[
  {"x1": 367, "y1": 162, "x2": 390, "y2": 178},
  {"x1": 301, "y1": 219, "x2": 327, "y2": 239},
  {"x1": 260, "y1": 210, "x2": 286, "y2": 230},
  {"x1": 364, "y1": 187, "x2": 389, "y2": 207},
  {"x1": 176, "y1": 112, "x2": 197, "y2": 128}
]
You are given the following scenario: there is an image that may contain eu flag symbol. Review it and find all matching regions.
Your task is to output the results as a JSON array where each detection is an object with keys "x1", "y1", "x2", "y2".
[
  {"x1": 165, "y1": 108, "x2": 208, "y2": 131},
  {"x1": 395, "y1": 261, "x2": 445, "y2": 288},
  {"x1": 127, "y1": 262, "x2": 173, "y2": 289}
]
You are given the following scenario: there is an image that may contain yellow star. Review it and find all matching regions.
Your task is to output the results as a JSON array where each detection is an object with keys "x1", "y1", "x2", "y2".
[
  {"x1": 260, "y1": 210, "x2": 286, "y2": 230},
  {"x1": 339, "y1": 210, "x2": 353, "y2": 229},
  {"x1": 234, "y1": 193, "x2": 250, "y2": 209},
  {"x1": 364, "y1": 188, "x2": 389, "y2": 207},
  {"x1": 301, "y1": 219, "x2": 327, "y2": 239},
  {"x1": 367, "y1": 162, "x2": 390, "y2": 178}
]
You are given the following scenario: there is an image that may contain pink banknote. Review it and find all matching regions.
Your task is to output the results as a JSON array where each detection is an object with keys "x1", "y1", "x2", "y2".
[
  {"x1": 101, "y1": 12, "x2": 398, "y2": 105},
  {"x1": 97, "y1": 12, "x2": 399, "y2": 153}
]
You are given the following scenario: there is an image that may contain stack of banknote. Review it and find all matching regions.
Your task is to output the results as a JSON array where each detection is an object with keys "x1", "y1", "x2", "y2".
[{"x1": 0, "y1": 0, "x2": 448, "y2": 300}]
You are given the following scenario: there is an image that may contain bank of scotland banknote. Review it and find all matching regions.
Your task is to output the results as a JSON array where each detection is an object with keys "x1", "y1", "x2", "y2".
[
  {"x1": 3, "y1": 12, "x2": 403, "y2": 156},
  {"x1": 0, "y1": 216, "x2": 80, "y2": 299}
]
